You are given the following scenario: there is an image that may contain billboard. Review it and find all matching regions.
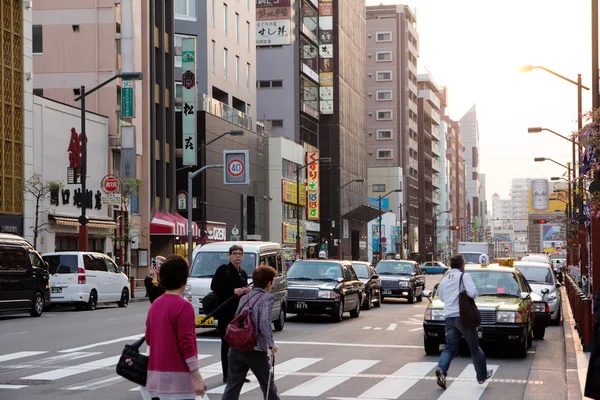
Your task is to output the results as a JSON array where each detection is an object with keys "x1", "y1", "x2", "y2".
[
  {"x1": 257, "y1": 19, "x2": 291, "y2": 46},
  {"x1": 281, "y1": 178, "x2": 307, "y2": 206},
  {"x1": 306, "y1": 150, "x2": 320, "y2": 220},
  {"x1": 528, "y1": 180, "x2": 568, "y2": 213},
  {"x1": 541, "y1": 224, "x2": 566, "y2": 253}
]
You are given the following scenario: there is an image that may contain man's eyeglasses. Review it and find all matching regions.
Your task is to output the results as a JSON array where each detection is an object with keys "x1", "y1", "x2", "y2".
[{"x1": 231, "y1": 252, "x2": 244, "y2": 257}]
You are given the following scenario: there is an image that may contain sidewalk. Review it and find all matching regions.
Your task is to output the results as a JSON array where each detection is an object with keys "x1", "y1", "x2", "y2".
[{"x1": 562, "y1": 287, "x2": 591, "y2": 399}]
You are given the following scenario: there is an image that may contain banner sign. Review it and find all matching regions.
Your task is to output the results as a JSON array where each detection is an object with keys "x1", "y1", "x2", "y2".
[
  {"x1": 181, "y1": 38, "x2": 197, "y2": 166},
  {"x1": 282, "y1": 178, "x2": 307, "y2": 206},
  {"x1": 306, "y1": 151, "x2": 320, "y2": 220}
]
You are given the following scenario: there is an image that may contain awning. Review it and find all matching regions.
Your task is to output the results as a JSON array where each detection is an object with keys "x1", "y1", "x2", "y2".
[
  {"x1": 49, "y1": 215, "x2": 117, "y2": 230},
  {"x1": 175, "y1": 212, "x2": 199, "y2": 237},
  {"x1": 342, "y1": 204, "x2": 385, "y2": 223},
  {"x1": 150, "y1": 210, "x2": 175, "y2": 235}
]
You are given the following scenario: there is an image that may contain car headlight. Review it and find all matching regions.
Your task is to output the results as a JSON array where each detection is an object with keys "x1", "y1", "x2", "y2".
[
  {"x1": 424, "y1": 308, "x2": 444, "y2": 321},
  {"x1": 318, "y1": 290, "x2": 337, "y2": 299},
  {"x1": 546, "y1": 294, "x2": 558, "y2": 303},
  {"x1": 533, "y1": 302, "x2": 549, "y2": 313},
  {"x1": 496, "y1": 311, "x2": 521, "y2": 323},
  {"x1": 184, "y1": 285, "x2": 192, "y2": 302},
  {"x1": 398, "y1": 280, "x2": 408, "y2": 287}
]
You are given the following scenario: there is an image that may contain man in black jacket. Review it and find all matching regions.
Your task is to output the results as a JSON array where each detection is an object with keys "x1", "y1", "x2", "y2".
[{"x1": 211, "y1": 244, "x2": 250, "y2": 383}]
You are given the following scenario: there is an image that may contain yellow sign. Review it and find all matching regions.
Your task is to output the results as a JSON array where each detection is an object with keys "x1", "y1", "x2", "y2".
[
  {"x1": 528, "y1": 184, "x2": 568, "y2": 213},
  {"x1": 306, "y1": 150, "x2": 320, "y2": 220},
  {"x1": 196, "y1": 316, "x2": 214, "y2": 326},
  {"x1": 498, "y1": 258, "x2": 514, "y2": 268},
  {"x1": 281, "y1": 178, "x2": 307, "y2": 206},
  {"x1": 282, "y1": 222, "x2": 304, "y2": 244}
]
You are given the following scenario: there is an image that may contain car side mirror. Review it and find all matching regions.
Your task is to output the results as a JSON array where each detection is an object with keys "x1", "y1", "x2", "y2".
[
  {"x1": 371, "y1": 274, "x2": 379, "y2": 280},
  {"x1": 520, "y1": 292, "x2": 530, "y2": 300},
  {"x1": 541, "y1": 288, "x2": 550, "y2": 295}
]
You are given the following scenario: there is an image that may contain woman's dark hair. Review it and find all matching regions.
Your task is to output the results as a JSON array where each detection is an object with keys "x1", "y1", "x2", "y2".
[
  {"x1": 252, "y1": 265, "x2": 277, "y2": 288},
  {"x1": 229, "y1": 244, "x2": 244, "y2": 255},
  {"x1": 450, "y1": 254, "x2": 465, "y2": 269},
  {"x1": 159, "y1": 255, "x2": 189, "y2": 290}
]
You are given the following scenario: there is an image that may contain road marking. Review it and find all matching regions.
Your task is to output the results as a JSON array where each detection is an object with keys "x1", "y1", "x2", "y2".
[
  {"x1": 363, "y1": 326, "x2": 372, "y2": 330},
  {"x1": 197, "y1": 339, "x2": 424, "y2": 350},
  {"x1": 63, "y1": 376, "x2": 125, "y2": 391},
  {"x1": 0, "y1": 331, "x2": 27, "y2": 338},
  {"x1": 22, "y1": 355, "x2": 121, "y2": 381},
  {"x1": 387, "y1": 324, "x2": 397, "y2": 331},
  {"x1": 527, "y1": 351, "x2": 536, "y2": 354},
  {"x1": 438, "y1": 364, "x2": 499, "y2": 400},
  {"x1": 2, "y1": 352, "x2": 101, "y2": 369},
  {"x1": 208, "y1": 357, "x2": 322, "y2": 395},
  {"x1": 408, "y1": 327, "x2": 422, "y2": 332},
  {"x1": 0, "y1": 384, "x2": 28, "y2": 389},
  {"x1": 0, "y1": 351, "x2": 47, "y2": 363},
  {"x1": 361, "y1": 361, "x2": 437, "y2": 398},
  {"x1": 373, "y1": 327, "x2": 382, "y2": 330},
  {"x1": 281, "y1": 359, "x2": 379, "y2": 397},
  {"x1": 413, "y1": 314, "x2": 423, "y2": 317},
  {"x1": 58, "y1": 334, "x2": 144, "y2": 353}
]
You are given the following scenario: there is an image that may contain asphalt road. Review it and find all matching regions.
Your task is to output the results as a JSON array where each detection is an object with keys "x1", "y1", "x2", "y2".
[{"x1": 0, "y1": 274, "x2": 568, "y2": 400}]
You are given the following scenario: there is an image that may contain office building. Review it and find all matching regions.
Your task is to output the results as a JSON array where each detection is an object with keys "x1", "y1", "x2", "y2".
[
  {"x1": 444, "y1": 114, "x2": 466, "y2": 249},
  {"x1": 459, "y1": 104, "x2": 483, "y2": 241},
  {"x1": 510, "y1": 177, "x2": 530, "y2": 254}
]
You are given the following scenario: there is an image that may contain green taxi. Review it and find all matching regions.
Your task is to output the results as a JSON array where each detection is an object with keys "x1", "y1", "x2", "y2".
[{"x1": 423, "y1": 262, "x2": 536, "y2": 358}]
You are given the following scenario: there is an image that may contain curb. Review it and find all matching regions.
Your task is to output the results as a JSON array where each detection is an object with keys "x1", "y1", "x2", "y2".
[
  {"x1": 562, "y1": 288, "x2": 589, "y2": 400},
  {"x1": 130, "y1": 295, "x2": 149, "y2": 303}
]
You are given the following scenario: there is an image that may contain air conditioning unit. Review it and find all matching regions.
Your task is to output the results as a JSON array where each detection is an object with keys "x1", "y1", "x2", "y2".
[{"x1": 109, "y1": 135, "x2": 121, "y2": 149}]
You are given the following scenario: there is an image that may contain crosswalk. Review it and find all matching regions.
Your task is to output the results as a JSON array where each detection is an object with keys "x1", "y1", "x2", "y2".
[{"x1": 0, "y1": 348, "x2": 541, "y2": 398}]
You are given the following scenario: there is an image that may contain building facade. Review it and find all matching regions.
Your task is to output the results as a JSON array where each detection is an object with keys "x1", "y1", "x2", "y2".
[
  {"x1": 459, "y1": 104, "x2": 483, "y2": 241},
  {"x1": 445, "y1": 115, "x2": 466, "y2": 249},
  {"x1": 510, "y1": 177, "x2": 531, "y2": 255},
  {"x1": 436, "y1": 87, "x2": 452, "y2": 261}
]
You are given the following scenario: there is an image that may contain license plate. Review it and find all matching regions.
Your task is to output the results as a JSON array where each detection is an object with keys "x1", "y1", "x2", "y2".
[
  {"x1": 196, "y1": 316, "x2": 214, "y2": 326},
  {"x1": 296, "y1": 302, "x2": 308, "y2": 309},
  {"x1": 477, "y1": 327, "x2": 483, "y2": 339},
  {"x1": 52, "y1": 288, "x2": 62, "y2": 294},
  {"x1": 383, "y1": 289, "x2": 392, "y2": 295}
]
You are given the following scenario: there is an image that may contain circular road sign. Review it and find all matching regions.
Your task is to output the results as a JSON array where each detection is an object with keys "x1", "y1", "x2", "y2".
[
  {"x1": 231, "y1": 227, "x2": 240, "y2": 236},
  {"x1": 101, "y1": 175, "x2": 121, "y2": 194},
  {"x1": 227, "y1": 158, "x2": 245, "y2": 177},
  {"x1": 382, "y1": 246, "x2": 387, "y2": 253},
  {"x1": 381, "y1": 237, "x2": 387, "y2": 243}
]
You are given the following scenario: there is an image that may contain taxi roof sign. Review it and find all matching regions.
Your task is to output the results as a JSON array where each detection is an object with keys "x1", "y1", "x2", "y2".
[{"x1": 498, "y1": 258, "x2": 514, "y2": 268}]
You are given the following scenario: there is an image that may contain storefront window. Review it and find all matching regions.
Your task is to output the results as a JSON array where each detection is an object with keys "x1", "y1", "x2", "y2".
[
  {"x1": 55, "y1": 237, "x2": 104, "y2": 253},
  {"x1": 282, "y1": 203, "x2": 300, "y2": 220},
  {"x1": 282, "y1": 159, "x2": 303, "y2": 180},
  {"x1": 301, "y1": 76, "x2": 319, "y2": 113},
  {"x1": 301, "y1": 37, "x2": 318, "y2": 74},
  {"x1": 301, "y1": 0, "x2": 318, "y2": 41}
]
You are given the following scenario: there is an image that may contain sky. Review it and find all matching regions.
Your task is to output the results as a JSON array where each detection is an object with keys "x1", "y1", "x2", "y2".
[{"x1": 365, "y1": 0, "x2": 593, "y2": 203}]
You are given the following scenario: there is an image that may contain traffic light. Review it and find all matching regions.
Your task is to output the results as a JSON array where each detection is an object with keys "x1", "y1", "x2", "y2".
[
  {"x1": 450, "y1": 225, "x2": 460, "y2": 230},
  {"x1": 533, "y1": 219, "x2": 547, "y2": 224}
]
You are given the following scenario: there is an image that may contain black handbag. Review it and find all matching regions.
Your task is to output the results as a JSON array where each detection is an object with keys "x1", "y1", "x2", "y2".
[
  {"x1": 459, "y1": 272, "x2": 481, "y2": 329},
  {"x1": 116, "y1": 336, "x2": 148, "y2": 386}
]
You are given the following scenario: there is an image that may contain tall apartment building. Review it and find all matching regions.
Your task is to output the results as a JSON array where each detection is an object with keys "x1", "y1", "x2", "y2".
[
  {"x1": 445, "y1": 115, "x2": 466, "y2": 248},
  {"x1": 491, "y1": 192, "x2": 514, "y2": 257},
  {"x1": 459, "y1": 104, "x2": 483, "y2": 241},
  {"x1": 437, "y1": 87, "x2": 453, "y2": 259},
  {"x1": 366, "y1": 4, "x2": 419, "y2": 256},
  {"x1": 510, "y1": 178, "x2": 531, "y2": 255}
]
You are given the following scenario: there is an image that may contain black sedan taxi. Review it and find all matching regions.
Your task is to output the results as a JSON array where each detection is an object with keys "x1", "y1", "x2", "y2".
[
  {"x1": 351, "y1": 261, "x2": 381, "y2": 310},
  {"x1": 286, "y1": 259, "x2": 363, "y2": 322},
  {"x1": 375, "y1": 259, "x2": 425, "y2": 304}
]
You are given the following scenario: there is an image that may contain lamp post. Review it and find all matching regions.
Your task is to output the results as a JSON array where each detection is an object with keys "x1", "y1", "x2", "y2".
[
  {"x1": 73, "y1": 72, "x2": 143, "y2": 251},
  {"x1": 338, "y1": 178, "x2": 365, "y2": 259},
  {"x1": 378, "y1": 189, "x2": 402, "y2": 261},
  {"x1": 295, "y1": 157, "x2": 331, "y2": 260}
]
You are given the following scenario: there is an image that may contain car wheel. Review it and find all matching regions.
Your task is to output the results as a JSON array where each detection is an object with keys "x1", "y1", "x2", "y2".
[
  {"x1": 424, "y1": 337, "x2": 439, "y2": 355},
  {"x1": 517, "y1": 335, "x2": 528, "y2": 358},
  {"x1": 373, "y1": 292, "x2": 382, "y2": 308},
  {"x1": 29, "y1": 292, "x2": 44, "y2": 317},
  {"x1": 422, "y1": 270, "x2": 427, "y2": 275},
  {"x1": 350, "y1": 298, "x2": 361, "y2": 318},
  {"x1": 274, "y1": 306, "x2": 286, "y2": 331},
  {"x1": 550, "y1": 306, "x2": 561, "y2": 326},
  {"x1": 362, "y1": 292, "x2": 372, "y2": 310},
  {"x1": 407, "y1": 289, "x2": 415, "y2": 304},
  {"x1": 87, "y1": 290, "x2": 97, "y2": 311},
  {"x1": 117, "y1": 288, "x2": 129, "y2": 308},
  {"x1": 332, "y1": 299, "x2": 344, "y2": 322},
  {"x1": 533, "y1": 325, "x2": 546, "y2": 340}
]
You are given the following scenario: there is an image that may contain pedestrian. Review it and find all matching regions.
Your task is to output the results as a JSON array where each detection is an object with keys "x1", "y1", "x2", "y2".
[
  {"x1": 584, "y1": 285, "x2": 600, "y2": 398},
  {"x1": 435, "y1": 254, "x2": 493, "y2": 390},
  {"x1": 144, "y1": 256, "x2": 166, "y2": 303},
  {"x1": 222, "y1": 265, "x2": 280, "y2": 400},
  {"x1": 141, "y1": 255, "x2": 207, "y2": 400},
  {"x1": 211, "y1": 244, "x2": 251, "y2": 383}
]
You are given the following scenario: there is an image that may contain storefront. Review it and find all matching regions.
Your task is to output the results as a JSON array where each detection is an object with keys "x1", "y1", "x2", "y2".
[
  {"x1": 0, "y1": 214, "x2": 24, "y2": 237},
  {"x1": 282, "y1": 221, "x2": 304, "y2": 268},
  {"x1": 304, "y1": 220, "x2": 321, "y2": 259},
  {"x1": 150, "y1": 210, "x2": 201, "y2": 259}
]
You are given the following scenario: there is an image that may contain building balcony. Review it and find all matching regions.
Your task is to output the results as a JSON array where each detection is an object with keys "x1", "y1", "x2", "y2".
[
  {"x1": 433, "y1": 191, "x2": 441, "y2": 205},
  {"x1": 408, "y1": 118, "x2": 418, "y2": 134},
  {"x1": 408, "y1": 136, "x2": 418, "y2": 152},
  {"x1": 201, "y1": 94, "x2": 253, "y2": 131},
  {"x1": 432, "y1": 174, "x2": 441, "y2": 188},
  {"x1": 418, "y1": 89, "x2": 441, "y2": 110},
  {"x1": 432, "y1": 157, "x2": 441, "y2": 173},
  {"x1": 431, "y1": 125, "x2": 440, "y2": 141},
  {"x1": 431, "y1": 140, "x2": 441, "y2": 157}
]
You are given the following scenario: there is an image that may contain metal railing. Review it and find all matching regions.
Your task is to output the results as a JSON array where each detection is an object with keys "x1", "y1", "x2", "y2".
[{"x1": 564, "y1": 273, "x2": 592, "y2": 350}]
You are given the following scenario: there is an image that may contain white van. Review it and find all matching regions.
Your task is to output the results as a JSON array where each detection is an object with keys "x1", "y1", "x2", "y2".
[
  {"x1": 185, "y1": 241, "x2": 287, "y2": 331},
  {"x1": 42, "y1": 251, "x2": 130, "y2": 310}
]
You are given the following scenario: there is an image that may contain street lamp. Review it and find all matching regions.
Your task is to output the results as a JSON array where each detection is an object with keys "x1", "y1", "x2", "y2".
[
  {"x1": 295, "y1": 157, "x2": 332, "y2": 259},
  {"x1": 340, "y1": 178, "x2": 365, "y2": 190},
  {"x1": 187, "y1": 130, "x2": 244, "y2": 265},
  {"x1": 73, "y1": 72, "x2": 143, "y2": 251},
  {"x1": 378, "y1": 189, "x2": 402, "y2": 260}
]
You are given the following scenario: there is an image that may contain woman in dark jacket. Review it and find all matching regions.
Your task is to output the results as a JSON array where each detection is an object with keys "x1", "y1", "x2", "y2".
[
  {"x1": 144, "y1": 256, "x2": 166, "y2": 303},
  {"x1": 585, "y1": 285, "x2": 600, "y2": 398}
]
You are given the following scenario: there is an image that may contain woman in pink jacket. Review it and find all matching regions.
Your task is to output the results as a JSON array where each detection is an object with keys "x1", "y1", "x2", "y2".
[{"x1": 141, "y1": 255, "x2": 207, "y2": 400}]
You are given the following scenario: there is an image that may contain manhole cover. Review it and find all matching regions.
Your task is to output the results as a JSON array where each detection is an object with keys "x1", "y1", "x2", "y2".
[{"x1": 7, "y1": 379, "x2": 55, "y2": 385}]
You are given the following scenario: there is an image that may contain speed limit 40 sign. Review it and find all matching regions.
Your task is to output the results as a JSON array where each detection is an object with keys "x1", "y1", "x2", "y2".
[{"x1": 223, "y1": 150, "x2": 249, "y2": 185}]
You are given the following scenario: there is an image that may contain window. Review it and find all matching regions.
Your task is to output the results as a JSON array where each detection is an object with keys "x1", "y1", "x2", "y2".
[
  {"x1": 377, "y1": 150, "x2": 393, "y2": 159},
  {"x1": 376, "y1": 51, "x2": 392, "y2": 62},
  {"x1": 256, "y1": 80, "x2": 283, "y2": 88},
  {"x1": 271, "y1": 80, "x2": 283, "y2": 87},
  {"x1": 104, "y1": 257, "x2": 118, "y2": 273},
  {"x1": 235, "y1": 13, "x2": 240, "y2": 43},
  {"x1": 376, "y1": 110, "x2": 392, "y2": 120},
  {"x1": 246, "y1": 22, "x2": 251, "y2": 51},
  {"x1": 224, "y1": 48, "x2": 228, "y2": 79},
  {"x1": 223, "y1": 3, "x2": 228, "y2": 35},
  {"x1": 175, "y1": 0, "x2": 196, "y2": 20},
  {"x1": 235, "y1": 56, "x2": 240, "y2": 86},
  {"x1": 376, "y1": 71, "x2": 392, "y2": 81},
  {"x1": 271, "y1": 120, "x2": 283, "y2": 128},
  {"x1": 247, "y1": 0, "x2": 250, "y2": 9},
  {"x1": 174, "y1": 34, "x2": 196, "y2": 67},
  {"x1": 32, "y1": 25, "x2": 43, "y2": 54},
  {"x1": 246, "y1": 63, "x2": 251, "y2": 91},
  {"x1": 211, "y1": 0, "x2": 215, "y2": 27},
  {"x1": 0, "y1": 249, "x2": 26, "y2": 272},
  {"x1": 175, "y1": 82, "x2": 182, "y2": 110},
  {"x1": 377, "y1": 130, "x2": 392, "y2": 140},
  {"x1": 376, "y1": 90, "x2": 392, "y2": 101},
  {"x1": 29, "y1": 252, "x2": 43, "y2": 268},
  {"x1": 376, "y1": 32, "x2": 392, "y2": 42},
  {"x1": 372, "y1": 184, "x2": 386, "y2": 192},
  {"x1": 33, "y1": 88, "x2": 43, "y2": 96},
  {"x1": 211, "y1": 40, "x2": 216, "y2": 73}
]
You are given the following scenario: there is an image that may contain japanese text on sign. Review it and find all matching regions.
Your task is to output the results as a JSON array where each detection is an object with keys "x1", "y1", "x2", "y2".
[
  {"x1": 181, "y1": 37, "x2": 197, "y2": 166},
  {"x1": 306, "y1": 151, "x2": 320, "y2": 220},
  {"x1": 256, "y1": 20, "x2": 291, "y2": 46}
]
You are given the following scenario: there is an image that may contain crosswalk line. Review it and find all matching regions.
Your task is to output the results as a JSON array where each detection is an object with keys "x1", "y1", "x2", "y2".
[
  {"x1": 0, "y1": 384, "x2": 28, "y2": 389},
  {"x1": 0, "y1": 351, "x2": 47, "y2": 363},
  {"x1": 129, "y1": 355, "x2": 216, "y2": 392},
  {"x1": 63, "y1": 376, "x2": 125, "y2": 391},
  {"x1": 9, "y1": 352, "x2": 101, "y2": 369},
  {"x1": 387, "y1": 324, "x2": 398, "y2": 331},
  {"x1": 207, "y1": 357, "x2": 323, "y2": 395},
  {"x1": 437, "y1": 364, "x2": 499, "y2": 400},
  {"x1": 281, "y1": 359, "x2": 379, "y2": 397},
  {"x1": 21, "y1": 355, "x2": 121, "y2": 381},
  {"x1": 358, "y1": 362, "x2": 437, "y2": 399}
]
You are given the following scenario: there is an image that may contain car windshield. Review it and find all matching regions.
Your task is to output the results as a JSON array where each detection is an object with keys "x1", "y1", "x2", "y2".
[
  {"x1": 287, "y1": 261, "x2": 342, "y2": 280},
  {"x1": 376, "y1": 261, "x2": 413, "y2": 275},
  {"x1": 462, "y1": 253, "x2": 483, "y2": 264},
  {"x1": 516, "y1": 265, "x2": 554, "y2": 285},
  {"x1": 522, "y1": 256, "x2": 549, "y2": 264},
  {"x1": 468, "y1": 270, "x2": 522, "y2": 297},
  {"x1": 189, "y1": 252, "x2": 257, "y2": 278},
  {"x1": 351, "y1": 263, "x2": 370, "y2": 279},
  {"x1": 44, "y1": 254, "x2": 78, "y2": 274}
]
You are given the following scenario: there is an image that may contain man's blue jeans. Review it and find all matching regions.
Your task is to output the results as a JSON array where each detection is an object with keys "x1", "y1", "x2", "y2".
[{"x1": 437, "y1": 317, "x2": 488, "y2": 382}]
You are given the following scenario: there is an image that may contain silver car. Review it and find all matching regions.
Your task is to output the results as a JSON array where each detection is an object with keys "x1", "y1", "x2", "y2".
[{"x1": 514, "y1": 261, "x2": 561, "y2": 325}]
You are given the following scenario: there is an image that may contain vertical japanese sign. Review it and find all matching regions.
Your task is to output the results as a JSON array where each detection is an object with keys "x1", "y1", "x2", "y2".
[
  {"x1": 306, "y1": 150, "x2": 320, "y2": 220},
  {"x1": 121, "y1": 80, "x2": 135, "y2": 118},
  {"x1": 318, "y1": 0, "x2": 334, "y2": 114},
  {"x1": 181, "y1": 37, "x2": 197, "y2": 166}
]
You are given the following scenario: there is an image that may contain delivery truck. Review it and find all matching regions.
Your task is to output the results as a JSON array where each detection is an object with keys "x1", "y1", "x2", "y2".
[{"x1": 457, "y1": 242, "x2": 492, "y2": 264}]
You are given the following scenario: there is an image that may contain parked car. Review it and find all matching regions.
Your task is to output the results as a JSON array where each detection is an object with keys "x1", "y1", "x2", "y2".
[
  {"x1": 0, "y1": 234, "x2": 50, "y2": 317},
  {"x1": 286, "y1": 259, "x2": 363, "y2": 322},
  {"x1": 186, "y1": 241, "x2": 287, "y2": 331},
  {"x1": 42, "y1": 252, "x2": 129, "y2": 310},
  {"x1": 514, "y1": 261, "x2": 561, "y2": 326},
  {"x1": 420, "y1": 261, "x2": 449, "y2": 275},
  {"x1": 350, "y1": 261, "x2": 381, "y2": 309},
  {"x1": 375, "y1": 259, "x2": 425, "y2": 304}
]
